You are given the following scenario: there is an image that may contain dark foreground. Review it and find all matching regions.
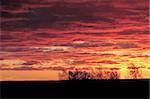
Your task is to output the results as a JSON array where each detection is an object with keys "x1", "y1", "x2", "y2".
[{"x1": 1, "y1": 79, "x2": 149, "y2": 98}]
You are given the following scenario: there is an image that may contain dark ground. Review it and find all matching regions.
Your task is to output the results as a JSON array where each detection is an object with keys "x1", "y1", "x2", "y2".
[{"x1": 0, "y1": 79, "x2": 149, "y2": 98}]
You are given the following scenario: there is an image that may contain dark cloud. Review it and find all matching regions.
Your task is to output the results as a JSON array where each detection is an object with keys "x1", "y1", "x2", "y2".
[
  {"x1": 1, "y1": 0, "x2": 148, "y2": 32},
  {"x1": 1, "y1": 0, "x2": 50, "y2": 9},
  {"x1": 140, "y1": 30, "x2": 149, "y2": 35},
  {"x1": 0, "y1": 35, "x2": 16, "y2": 41},
  {"x1": 98, "y1": 53, "x2": 116, "y2": 56},
  {"x1": 33, "y1": 32, "x2": 63, "y2": 38},
  {"x1": 1, "y1": 44, "x2": 26, "y2": 47},
  {"x1": 118, "y1": 30, "x2": 141, "y2": 35},
  {"x1": 59, "y1": 42, "x2": 99, "y2": 48},
  {"x1": 0, "y1": 66, "x2": 41, "y2": 70},
  {"x1": 22, "y1": 61, "x2": 39, "y2": 65},
  {"x1": 57, "y1": 40, "x2": 115, "y2": 48},
  {"x1": 39, "y1": 66, "x2": 75, "y2": 71},
  {"x1": 91, "y1": 60, "x2": 119, "y2": 64},
  {"x1": 0, "y1": 66, "x2": 75, "y2": 71},
  {"x1": 1, "y1": 11, "x2": 15, "y2": 18},
  {"x1": 127, "y1": 66, "x2": 146, "y2": 69},
  {"x1": 1, "y1": 20, "x2": 35, "y2": 30},
  {"x1": 115, "y1": 43, "x2": 139, "y2": 49},
  {"x1": 66, "y1": 32, "x2": 110, "y2": 36},
  {"x1": 44, "y1": 66, "x2": 66, "y2": 71},
  {"x1": 118, "y1": 29, "x2": 149, "y2": 35},
  {"x1": 129, "y1": 55, "x2": 149, "y2": 58},
  {"x1": 100, "y1": 42, "x2": 115, "y2": 47},
  {"x1": 71, "y1": 60, "x2": 87, "y2": 65},
  {"x1": 96, "y1": 67, "x2": 121, "y2": 70},
  {"x1": 0, "y1": 47, "x2": 29, "y2": 52},
  {"x1": 1, "y1": 0, "x2": 26, "y2": 10},
  {"x1": 0, "y1": 0, "x2": 116, "y2": 31}
]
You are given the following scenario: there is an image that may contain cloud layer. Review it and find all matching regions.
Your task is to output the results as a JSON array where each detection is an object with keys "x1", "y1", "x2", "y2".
[{"x1": 0, "y1": 0, "x2": 149, "y2": 80}]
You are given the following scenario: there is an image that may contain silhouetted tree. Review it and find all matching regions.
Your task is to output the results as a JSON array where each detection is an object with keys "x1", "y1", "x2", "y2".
[
  {"x1": 109, "y1": 71, "x2": 120, "y2": 79},
  {"x1": 59, "y1": 69, "x2": 120, "y2": 80},
  {"x1": 128, "y1": 64, "x2": 142, "y2": 79}
]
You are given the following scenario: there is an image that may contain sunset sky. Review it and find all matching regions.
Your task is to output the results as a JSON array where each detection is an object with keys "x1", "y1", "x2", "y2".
[{"x1": 0, "y1": 0, "x2": 149, "y2": 80}]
